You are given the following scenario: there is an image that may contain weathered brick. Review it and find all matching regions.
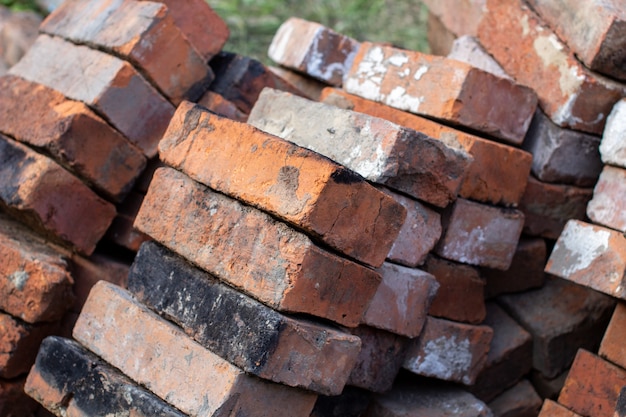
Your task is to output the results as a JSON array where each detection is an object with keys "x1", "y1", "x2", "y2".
[
  {"x1": 403, "y1": 316, "x2": 493, "y2": 385},
  {"x1": 321, "y1": 88, "x2": 533, "y2": 207},
  {"x1": 435, "y1": 198, "x2": 525, "y2": 270},
  {"x1": 268, "y1": 66, "x2": 326, "y2": 101},
  {"x1": 248, "y1": 88, "x2": 472, "y2": 208},
  {"x1": 599, "y1": 302, "x2": 626, "y2": 370},
  {"x1": 483, "y1": 237, "x2": 547, "y2": 298},
  {"x1": 523, "y1": 109, "x2": 603, "y2": 187},
  {"x1": 519, "y1": 176, "x2": 593, "y2": 240},
  {"x1": 103, "y1": 190, "x2": 151, "y2": 252},
  {"x1": 601, "y1": 98, "x2": 626, "y2": 168},
  {"x1": 448, "y1": 35, "x2": 511, "y2": 80},
  {"x1": 310, "y1": 387, "x2": 371, "y2": 417},
  {"x1": 546, "y1": 220, "x2": 626, "y2": 300},
  {"x1": 0, "y1": 376, "x2": 42, "y2": 417},
  {"x1": 134, "y1": 167, "x2": 381, "y2": 327},
  {"x1": 25, "y1": 336, "x2": 186, "y2": 417},
  {"x1": 423, "y1": 254, "x2": 486, "y2": 324},
  {"x1": 422, "y1": 0, "x2": 486, "y2": 39},
  {"x1": 0, "y1": 213, "x2": 73, "y2": 324},
  {"x1": 0, "y1": 75, "x2": 146, "y2": 203},
  {"x1": 427, "y1": 10, "x2": 457, "y2": 56},
  {"x1": 498, "y1": 276, "x2": 615, "y2": 378},
  {"x1": 344, "y1": 42, "x2": 538, "y2": 144},
  {"x1": 9, "y1": 35, "x2": 174, "y2": 158},
  {"x1": 559, "y1": 349, "x2": 626, "y2": 417},
  {"x1": 41, "y1": 0, "x2": 213, "y2": 105},
  {"x1": 128, "y1": 241, "x2": 360, "y2": 396},
  {"x1": 530, "y1": 369, "x2": 569, "y2": 401},
  {"x1": 538, "y1": 399, "x2": 583, "y2": 417},
  {"x1": 0, "y1": 134, "x2": 116, "y2": 255},
  {"x1": 487, "y1": 380, "x2": 542, "y2": 417},
  {"x1": 196, "y1": 90, "x2": 248, "y2": 122},
  {"x1": 362, "y1": 262, "x2": 438, "y2": 337},
  {"x1": 477, "y1": 0, "x2": 626, "y2": 135},
  {"x1": 587, "y1": 165, "x2": 626, "y2": 233},
  {"x1": 268, "y1": 17, "x2": 360, "y2": 86},
  {"x1": 160, "y1": 101, "x2": 405, "y2": 268},
  {"x1": 469, "y1": 303, "x2": 533, "y2": 403},
  {"x1": 74, "y1": 282, "x2": 318, "y2": 417}
]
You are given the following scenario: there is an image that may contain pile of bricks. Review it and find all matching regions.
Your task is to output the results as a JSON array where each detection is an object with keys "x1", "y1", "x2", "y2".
[{"x1": 0, "y1": 0, "x2": 624, "y2": 416}]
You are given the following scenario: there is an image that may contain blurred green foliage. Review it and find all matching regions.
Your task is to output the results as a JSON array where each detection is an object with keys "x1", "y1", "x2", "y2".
[{"x1": 0, "y1": 0, "x2": 43, "y2": 12}]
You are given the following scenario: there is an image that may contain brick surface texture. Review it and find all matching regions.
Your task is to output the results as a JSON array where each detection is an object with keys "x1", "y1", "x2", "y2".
[
  {"x1": 599, "y1": 302, "x2": 626, "y2": 370},
  {"x1": 601, "y1": 98, "x2": 626, "y2": 168},
  {"x1": 587, "y1": 165, "x2": 626, "y2": 233}
]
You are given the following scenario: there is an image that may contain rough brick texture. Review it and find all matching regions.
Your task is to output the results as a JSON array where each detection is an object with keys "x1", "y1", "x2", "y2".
[
  {"x1": 546, "y1": 220, "x2": 626, "y2": 300},
  {"x1": 0, "y1": 74, "x2": 146, "y2": 202},
  {"x1": 248, "y1": 88, "x2": 473, "y2": 208},
  {"x1": 159, "y1": 101, "x2": 405, "y2": 268},
  {"x1": 9, "y1": 34, "x2": 174, "y2": 157},
  {"x1": 196, "y1": 90, "x2": 248, "y2": 122},
  {"x1": 587, "y1": 165, "x2": 626, "y2": 233},
  {"x1": 344, "y1": 42, "x2": 538, "y2": 144},
  {"x1": 134, "y1": 167, "x2": 381, "y2": 327},
  {"x1": 477, "y1": 0, "x2": 626, "y2": 135},
  {"x1": 487, "y1": 380, "x2": 542, "y2": 417},
  {"x1": 448, "y1": 35, "x2": 511, "y2": 80},
  {"x1": 601, "y1": 98, "x2": 626, "y2": 168},
  {"x1": 0, "y1": 134, "x2": 116, "y2": 255},
  {"x1": 74, "y1": 282, "x2": 318, "y2": 417},
  {"x1": 538, "y1": 399, "x2": 583, "y2": 417},
  {"x1": 268, "y1": 17, "x2": 360, "y2": 86},
  {"x1": 599, "y1": 302, "x2": 626, "y2": 370}
]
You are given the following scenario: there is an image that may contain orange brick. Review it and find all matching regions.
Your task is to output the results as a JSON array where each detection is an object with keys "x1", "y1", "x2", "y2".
[
  {"x1": 601, "y1": 99, "x2": 626, "y2": 168},
  {"x1": 9, "y1": 35, "x2": 174, "y2": 158},
  {"x1": 0, "y1": 75, "x2": 146, "y2": 203},
  {"x1": 448, "y1": 35, "x2": 511, "y2": 80},
  {"x1": 268, "y1": 66, "x2": 326, "y2": 101},
  {"x1": 422, "y1": 0, "x2": 486, "y2": 38},
  {"x1": 587, "y1": 165, "x2": 626, "y2": 233},
  {"x1": 344, "y1": 42, "x2": 538, "y2": 144},
  {"x1": 538, "y1": 399, "x2": 583, "y2": 417},
  {"x1": 159, "y1": 101, "x2": 405, "y2": 268},
  {"x1": 487, "y1": 380, "x2": 542, "y2": 417},
  {"x1": 134, "y1": 167, "x2": 381, "y2": 327},
  {"x1": 196, "y1": 90, "x2": 248, "y2": 122},
  {"x1": 321, "y1": 88, "x2": 532, "y2": 207},
  {"x1": 477, "y1": 0, "x2": 626, "y2": 135},
  {"x1": 599, "y1": 302, "x2": 626, "y2": 370},
  {"x1": 103, "y1": 190, "x2": 151, "y2": 252}
]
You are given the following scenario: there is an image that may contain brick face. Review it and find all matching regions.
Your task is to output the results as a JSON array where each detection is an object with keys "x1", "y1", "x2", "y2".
[
  {"x1": 601, "y1": 98, "x2": 626, "y2": 168},
  {"x1": 587, "y1": 165, "x2": 626, "y2": 233},
  {"x1": 599, "y1": 302, "x2": 626, "y2": 370}
]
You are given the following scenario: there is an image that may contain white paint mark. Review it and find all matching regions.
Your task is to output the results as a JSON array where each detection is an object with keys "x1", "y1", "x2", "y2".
[
  {"x1": 388, "y1": 52, "x2": 409, "y2": 67},
  {"x1": 414, "y1": 65, "x2": 429, "y2": 81},
  {"x1": 405, "y1": 336, "x2": 472, "y2": 380},
  {"x1": 558, "y1": 221, "x2": 610, "y2": 276}
]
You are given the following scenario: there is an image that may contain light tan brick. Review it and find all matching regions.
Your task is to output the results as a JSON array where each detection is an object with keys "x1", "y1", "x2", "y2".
[
  {"x1": 601, "y1": 98, "x2": 626, "y2": 168},
  {"x1": 587, "y1": 165, "x2": 626, "y2": 233}
]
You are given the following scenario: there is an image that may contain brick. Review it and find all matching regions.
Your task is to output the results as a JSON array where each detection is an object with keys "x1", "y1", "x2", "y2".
[
  {"x1": 0, "y1": 134, "x2": 116, "y2": 255},
  {"x1": 159, "y1": 101, "x2": 405, "y2": 268},
  {"x1": 41, "y1": 0, "x2": 213, "y2": 105},
  {"x1": 616, "y1": 387, "x2": 626, "y2": 417},
  {"x1": 0, "y1": 75, "x2": 146, "y2": 203},
  {"x1": 498, "y1": 276, "x2": 615, "y2": 378},
  {"x1": 587, "y1": 165, "x2": 626, "y2": 233},
  {"x1": 135, "y1": 167, "x2": 380, "y2": 327},
  {"x1": 268, "y1": 66, "x2": 326, "y2": 101},
  {"x1": 599, "y1": 302, "x2": 626, "y2": 370},
  {"x1": 538, "y1": 399, "x2": 583, "y2": 417},
  {"x1": 346, "y1": 326, "x2": 410, "y2": 393},
  {"x1": 9, "y1": 35, "x2": 174, "y2": 158},
  {"x1": 448, "y1": 35, "x2": 511, "y2": 80},
  {"x1": 128, "y1": 241, "x2": 360, "y2": 396},
  {"x1": 423, "y1": 255, "x2": 486, "y2": 324},
  {"x1": 519, "y1": 176, "x2": 593, "y2": 240},
  {"x1": 0, "y1": 376, "x2": 41, "y2": 417},
  {"x1": 435, "y1": 198, "x2": 525, "y2": 270},
  {"x1": 525, "y1": 0, "x2": 626, "y2": 81},
  {"x1": 523, "y1": 109, "x2": 603, "y2": 187},
  {"x1": 310, "y1": 387, "x2": 371, "y2": 417},
  {"x1": 74, "y1": 281, "x2": 317, "y2": 417},
  {"x1": 530, "y1": 369, "x2": 569, "y2": 401},
  {"x1": 427, "y1": 11, "x2": 457, "y2": 56},
  {"x1": 362, "y1": 262, "x2": 438, "y2": 338},
  {"x1": 321, "y1": 88, "x2": 533, "y2": 207},
  {"x1": 482, "y1": 237, "x2": 547, "y2": 298},
  {"x1": 601, "y1": 98, "x2": 626, "y2": 168},
  {"x1": 103, "y1": 190, "x2": 151, "y2": 252},
  {"x1": 0, "y1": 312, "x2": 58, "y2": 379},
  {"x1": 559, "y1": 350, "x2": 626, "y2": 417},
  {"x1": 268, "y1": 17, "x2": 360, "y2": 86},
  {"x1": 24, "y1": 336, "x2": 186, "y2": 417},
  {"x1": 469, "y1": 303, "x2": 533, "y2": 403},
  {"x1": 488, "y1": 380, "x2": 542, "y2": 417},
  {"x1": 403, "y1": 316, "x2": 493, "y2": 385},
  {"x1": 196, "y1": 90, "x2": 248, "y2": 122},
  {"x1": 423, "y1": 0, "x2": 486, "y2": 38},
  {"x1": 344, "y1": 42, "x2": 538, "y2": 144},
  {"x1": 248, "y1": 88, "x2": 473, "y2": 208},
  {"x1": 477, "y1": 0, "x2": 626, "y2": 135},
  {"x1": 546, "y1": 220, "x2": 626, "y2": 299}
]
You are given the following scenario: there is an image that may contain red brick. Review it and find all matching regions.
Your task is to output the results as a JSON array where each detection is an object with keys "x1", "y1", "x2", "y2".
[
  {"x1": 268, "y1": 66, "x2": 326, "y2": 101},
  {"x1": 41, "y1": 0, "x2": 213, "y2": 105},
  {"x1": 403, "y1": 316, "x2": 493, "y2": 385},
  {"x1": 448, "y1": 35, "x2": 511, "y2": 80},
  {"x1": 422, "y1": 0, "x2": 486, "y2": 39},
  {"x1": 435, "y1": 198, "x2": 525, "y2": 270},
  {"x1": 559, "y1": 350, "x2": 626, "y2": 417},
  {"x1": 321, "y1": 88, "x2": 533, "y2": 207},
  {"x1": 73, "y1": 282, "x2": 318, "y2": 417},
  {"x1": 196, "y1": 90, "x2": 248, "y2": 122},
  {"x1": 9, "y1": 34, "x2": 174, "y2": 158},
  {"x1": 423, "y1": 255, "x2": 486, "y2": 324},
  {"x1": 249, "y1": 88, "x2": 473, "y2": 208},
  {"x1": 599, "y1": 302, "x2": 626, "y2": 370},
  {"x1": 538, "y1": 399, "x2": 583, "y2": 417},
  {"x1": 0, "y1": 213, "x2": 73, "y2": 324},
  {"x1": 0, "y1": 75, "x2": 146, "y2": 203},
  {"x1": 601, "y1": 99, "x2": 626, "y2": 168},
  {"x1": 344, "y1": 42, "x2": 538, "y2": 144},
  {"x1": 0, "y1": 376, "x2": 42, "y2": 417},
  {"x1": 546, "y1": 220, "x2": 626, "y2": 300},
  {"x1": 487, "y1": 380, "x2": 542, "y2": 417},
  {"x1": 0, "y1": 134, "x2": 116, "y2": 256},
  {"x1": 159, "y1": 101, "x2": 405, "y2": 268},
  {"x1": 519, "y1": 176, "x2": 593, "y2": 240},
  {"x1": 587, "y1": 165, "x2": 626, "y2": 233},
  {"x1": 477, "y1": 0, "x2": 626, "y2": 135},
  {"x1": 268, "y1": 17, "x2": 360, "y2": 86},
  {"x1": 363, "y1": 262, "x2": 438, "y2": 337},
  {"x1": 134, "y1": 167, "x2": 381, "y2": 327},
  {"x1": 426, "y1": 11, "x2": 457, "y2": 56},
  {"x1": 104, "y1": 190, "x2": 151, "y2": 252}
]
